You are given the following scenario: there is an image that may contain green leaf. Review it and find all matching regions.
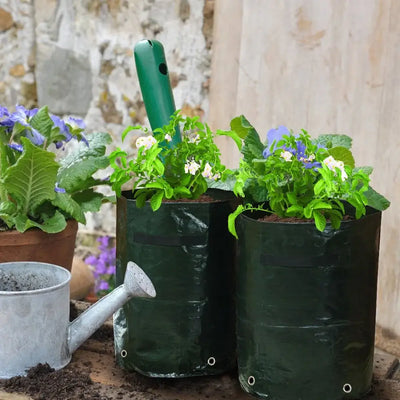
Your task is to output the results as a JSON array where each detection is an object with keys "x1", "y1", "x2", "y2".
[
  {"x1": 58, "y1": 132, "x2": 111, "y2": 192},
  {"x1": 314, "y1": 179, "x2": 325, "y2": 195},
  {"x1": 230, "y1": 115, "x2": 255, "y2": 139},
  {"x1": 354, "y1": 166, "x2": 373, "y2": 176},
  {"x1": 364, "y1": 186, "x2": 390, "y2": 211},
  {"x1": 313, "y1": 210, "x2": 326, "y2": 232},
  {"x1": 150, "y1": 190, "x2": 164, "y2": 211},
  {"x1": 312, "y1": 201, "x2": 332, "y2": 210},
  {"x1": 134, "y1": 191, "x2": 148, "y2": 208},
  {"x1": 30, "y1": 106, "x2": 53, "y2": 143},
  {"x1": 327, "y1": 146, "x2": 355, "y2": 168},
  {"x1": 14, "y1": 210, "x2": 67, "y2": 233},
  {"x1": 242, "y1": 129, "x2": 264, "y2": 163},
  {"x1": 0, "y1": 200, "x2": 17, "y2": 228},
  {"x1": 216, "y1": 129, "x2": 242, "y2": 150},
  {"x1": 4, "y1": 137, "x2": 58, "y2": 214},
  {"x1": 72, "y1": 190, "x2": 106, "y2": 213},
  {"x1": 173, "y1": 186, "x2": 192, "y2": 198},
  {"x1": 252, "y1": 159, "x2": 267, "y2": 175},
  {"x1": 286, "y1": 192, "x2": 298, "y2": 205},
  {"x1": 51, "y1": 192, "x2": 86, "y2": 223},
  {"x1": 315, "y1": 134, "x2": 352, "y2": 149},
  {"x1": 206, "y1": 174, "x2": 236, "y2": 191},
  {"x1": 286, "y1": 205, "x2": 303, "y2": 215},
  {"x1": 121, "y1": 125, "x2": 143, "y2": 142},
  {"x1": 228, "y1": 205, "x2": 245, "y2": 239}
]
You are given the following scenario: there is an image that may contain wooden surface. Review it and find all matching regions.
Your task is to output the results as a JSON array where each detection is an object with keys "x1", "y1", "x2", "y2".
[{"x1": 209, "y1": 0, "x2": 400, "y2": 337}]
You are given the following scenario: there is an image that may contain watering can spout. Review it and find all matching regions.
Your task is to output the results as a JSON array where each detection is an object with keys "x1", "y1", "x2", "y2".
[{"x1": 68, "y1": 261, "x2": 155, "y2": 355}]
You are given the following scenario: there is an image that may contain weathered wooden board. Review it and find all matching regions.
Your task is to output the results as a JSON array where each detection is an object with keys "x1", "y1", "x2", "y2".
[{"x1": 209, "y1": 0, "x2": 400, "y2": 336}]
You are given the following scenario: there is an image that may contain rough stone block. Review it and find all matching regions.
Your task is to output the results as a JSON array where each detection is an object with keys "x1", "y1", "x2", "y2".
[
  {"x1": 0, "y1": 8, "x2": 13, "y2": 32},
  {"x1": 36, "y1": 46, "x2": 92, "y2": 115}
]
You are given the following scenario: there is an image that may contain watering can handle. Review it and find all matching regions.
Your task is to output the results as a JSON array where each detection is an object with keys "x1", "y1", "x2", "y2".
[{"x1": 134, "y1": 39, "x2": 181, "y2": 147}]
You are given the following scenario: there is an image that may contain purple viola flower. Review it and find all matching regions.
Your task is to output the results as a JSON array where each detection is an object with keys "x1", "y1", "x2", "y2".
[
  {"x1": 54, "y1": 183, "x2": 66, "y2": 193},
  {"x1": 66, "y1": 116, "x2": 85, "y2": 130},
  {"x1": 107, "y1": 265, "x2": 116, "y2": 275},
  {"x1": 8, "y1": 143, "x2": 23, "y2": 152},
  {"x1": 97, "y1": 236, "x2": 110, "y2": 249},
  {"x1": 51, "y1": 115, "x2": 72, "y2": 147},
  {"x1": 263, "y1": 126, "x2": 291, "y2": 158},
  {"x1": 85, "y1": 255, "x2": 98, "y2": 265},
  {"x1": 0, "y1": 106, "x2": 9, "y2": 119},
  {"x1": 25, "y1": 127, "x2": 45, "y2": 146},
  {"x1": 98, "y1": 281, "x2": 109, "y2": 291}
]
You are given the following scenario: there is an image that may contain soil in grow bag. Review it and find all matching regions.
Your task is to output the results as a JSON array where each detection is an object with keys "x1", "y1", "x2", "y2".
[
  {"x1": 236, "y1": 208, "x2": 381, "y2": 400},
  {"x1": 114, "y1": 189, "x2": 237, "y2": 377}
]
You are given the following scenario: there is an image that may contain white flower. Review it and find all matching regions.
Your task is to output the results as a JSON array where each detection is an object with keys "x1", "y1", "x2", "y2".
[
  {"x1": 165, "y1": 134, "x2": 172, "y2": 142},
  {"x1": 188, "y1": 134, "x2": 200, "y2": 144},
  {"x1": 136, "y1": 135, "x2": 157, "y2": 150},
  {"x1": 201, "y1": 162, "x2": 213, "y2": 178},
  {"x1": 184, "y1": 160, "x2": 201, "y2": 175},
  {"x1": 323, "y1": 156, "x2": 348, "y2": 181},
  {"x1": 212, "y1": 172, "x2": 221, "y2": 181},
  {"x1": 280, "y1": 150, "x2": 293, "y2": 162}
]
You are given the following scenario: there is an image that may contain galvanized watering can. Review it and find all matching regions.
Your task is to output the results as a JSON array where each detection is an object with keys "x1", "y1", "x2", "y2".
[{"x1": 0, "y1": 261, "x2": 156, "y2": 378}]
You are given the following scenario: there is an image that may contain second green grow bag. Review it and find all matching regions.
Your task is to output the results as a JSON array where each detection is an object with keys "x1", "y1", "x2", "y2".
[
  {"x1": 236, "y1": 208, "x2": 381, "y2": 400},
  {"x1": 114, "y1": 189, "x2": 236, "y2": 377}
]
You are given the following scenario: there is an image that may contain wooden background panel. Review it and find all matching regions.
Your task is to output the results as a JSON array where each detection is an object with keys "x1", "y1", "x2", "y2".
[{"x1": 209, "y1": 0, "x2": 400, "y2": 336}]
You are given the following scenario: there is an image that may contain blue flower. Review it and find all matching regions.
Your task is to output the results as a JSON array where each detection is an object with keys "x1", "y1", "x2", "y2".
[
  {"x1": 263, "y1": 126, "x2": 291, "y2": 158},
  {"x1": 51, "y1": 115, "x2": 73, "y2": 148},
  {"x1": 66, "y1": 116, "x2": 85, "y2": 130},
  {"x1": 54, "y1": 183, "x2": 66, "y2": 193},
  {"x1": 0, "y1": 106, "x2": 9, "y2": 118},
  {"x1": 1, "y1": 105, "x2": 45, "y2": 145},
  {"x1": 8, "y1": 143, "x2": 23, "y2": 152}
]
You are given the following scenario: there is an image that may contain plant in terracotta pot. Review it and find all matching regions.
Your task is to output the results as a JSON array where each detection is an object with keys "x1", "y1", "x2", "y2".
[
  {"x1": 109, "y1": 111, "x2": 237, "y2": 377},
  {"x1": 0, "y1": 105, "x2": 112, "y2": 270},
  {"x1": 222, "y1": 116, "x2": 390, "y2": 400}
]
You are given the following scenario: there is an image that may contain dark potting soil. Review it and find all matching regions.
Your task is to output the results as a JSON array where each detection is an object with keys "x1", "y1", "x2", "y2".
[{"x1": 0, "y1": 363, "x2": 110, "y2": 400}]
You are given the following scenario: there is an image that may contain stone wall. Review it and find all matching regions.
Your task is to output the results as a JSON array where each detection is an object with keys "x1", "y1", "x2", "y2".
[{"x1": 0, "y1": 0, "x2": 214, "y2": 234}]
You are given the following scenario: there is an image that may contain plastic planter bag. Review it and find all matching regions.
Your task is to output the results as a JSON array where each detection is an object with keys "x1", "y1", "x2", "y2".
[
  {"x1": 114, "y1": 189, "x2": 236, "y2": 377},
  {"x1": 236, "y1": 209, "x2": 381, "y2": 400}
]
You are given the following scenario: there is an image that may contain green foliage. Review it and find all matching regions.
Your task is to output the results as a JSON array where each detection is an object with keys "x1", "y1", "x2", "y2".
[
  {"x1": 0, "y1": 105, "x2": 112, "y2": 232},
  {"x1": 109, "y1": 111, "x2": 226, "y2": 211},
  {"x1": 224, "y1": 117, "x2": 390, "y2": 237}
]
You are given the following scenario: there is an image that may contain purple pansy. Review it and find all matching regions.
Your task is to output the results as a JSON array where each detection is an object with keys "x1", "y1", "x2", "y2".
[{"x1": 262, "y1": 126, "x2": 291, "y2": 158}]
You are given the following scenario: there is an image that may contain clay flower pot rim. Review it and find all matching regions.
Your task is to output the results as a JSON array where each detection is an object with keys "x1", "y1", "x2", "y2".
[{"x1": 0, "y1": 219, "x2": 78, "y2": 246}]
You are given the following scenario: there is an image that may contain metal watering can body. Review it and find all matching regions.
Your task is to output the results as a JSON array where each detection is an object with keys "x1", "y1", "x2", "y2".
[{"x1": 0, "y1": 261, "x2": 155, "y2": 379}]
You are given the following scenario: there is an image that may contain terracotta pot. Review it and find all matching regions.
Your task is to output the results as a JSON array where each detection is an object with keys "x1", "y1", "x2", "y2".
[{"x1": 0, "y1": 220, "x2": 78, "y2": 271}]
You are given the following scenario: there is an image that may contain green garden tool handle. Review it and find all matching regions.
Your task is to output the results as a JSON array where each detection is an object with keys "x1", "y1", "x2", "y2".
[{"x1": 134, "y1": 39, "x2": 181, "y2": 147}]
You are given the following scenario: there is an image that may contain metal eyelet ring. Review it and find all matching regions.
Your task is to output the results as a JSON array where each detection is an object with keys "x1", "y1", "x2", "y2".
[
  {"x1": 248, "y1": 376, "x2": 256, "y2": 386},
  {"x1": 207, "y1": 357, "x2": 216, "y2": 366},
  {"x1": 343, "y1": 383, "x2": 352, "y2": 393},
  {"x1": 121, "y1": 349, "x2": 128, "y2": 358}
]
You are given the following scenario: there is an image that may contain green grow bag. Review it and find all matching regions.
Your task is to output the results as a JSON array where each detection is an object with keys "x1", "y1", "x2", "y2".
[
  {"x1": 114, "y1": 189, "x2": 236, "y2": 377},
  {"x1": 236, "y1": 209, "x2": 381, "y2": 400}
]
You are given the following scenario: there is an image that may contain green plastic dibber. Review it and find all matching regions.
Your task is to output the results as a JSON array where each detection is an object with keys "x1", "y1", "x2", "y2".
[{"x1": 134, "y1": 39, "x2": 181, "y2": 147}]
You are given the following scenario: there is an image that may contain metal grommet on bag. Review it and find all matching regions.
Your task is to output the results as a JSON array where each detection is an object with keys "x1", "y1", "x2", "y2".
[
  {"x1": 121, "y1": 349, "x2": 128, "y2": 358},
  {"x1": 207, "y1": 357, "x2": 216, "y2": 366},
  {"x1": 247, "y1": 376, "x2": 256, "y2": 386},
  {"x1": 343, "y1": 383, "x2": 352, "y2": 393}
]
